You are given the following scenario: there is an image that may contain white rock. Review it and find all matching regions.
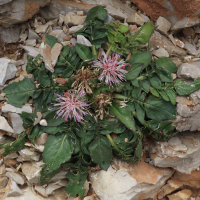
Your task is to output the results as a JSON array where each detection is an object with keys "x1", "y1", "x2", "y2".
[
  {"x1": 10, "y1": 113, "x2": 25, "y2": 135},
  {"x1": 35, "y1": 23, "x2": 49, "y2": 34},
  {"x1": 127, "y1": 13, "x2": 144, "y2": 26},
  {"x1": 90, "y1": 158, "x2": 174, "y2": 200},
  {"x1": 155, "y1": 16, "x2": 171, "y2": 36},
  {"x1": 184, "y1": 41, "x2": 198, "y2": 56},
  {"x1": 35, "y1": 133, "x2": 48, "y2": 145},
  {"x1": 39, "y1": 119, "x2": 48, "y2": 126},
  {"x1": 64, "y1": 12, "x2": 86, "y2": 26},
  {"x1": 77, "y1": 35, "x2": 92, "y2": 47},
  {"x1": 0, "y1": 58, "x2": 17, "y2": 86},
  {"x1": 50, "y1": 171, "x2": 68, "y2": 182},
  {"x1": 70, "y1": 38, "x2": 76, "y2": 46},
  {"x1": 28, "y1": 29, "x2": 39, "y2": 40},
  {"x1": 4, "y1": 152, "x2": 18, "y2": 160},
  {"x1": 69, "y1": 25, "x2": 84, "y2": 34},
  {"x1": 49, "y1": 30, "x2": 67, "y2": 42},
  {"x1": 21, "y1": 46, "x2": 40, "y2": 58},
  {"x1": 6, "y1": 172, "x2": 24, "y2": 185},
  {"x1": 0, "y1": 116, "x2": 14, "y2": 133},
  {"x1": 17, "y1": 147, "x2": 40, "y2": 162},
  {"x1": 2, "y1": 104, "x2": 32, "y2": 114},
  {"x1": 46, "y1": 183, "x2": 62, "y2": 196},
  {"x1": 25, "y1": 39, "x2": 36, "y2": 47},
  {"x1": 0, "y1": 164, "x2": 6, "y2": 175},
  {"x1": 35, "y1": 185, "x2": 46, "y2": 197},
  {"x1": 61, "y1": 41, "x2": 70, "y2": 46},
  {"x1": 153, "y1": 47, "x2": 169, "y2": 57},
  {"x1": 58, "y1": 14, "x2": 65, "y2": 26},
  {"x1": 177, "y1": 63, "x2": 200, "y2": 79},
  {"x1": 5, "y1": 179, "x2": 23, "y2": 197},
  {"x1": 20, "y1": 33, "x2": 28, "y2": 42},
  {"x1": 22, "y1": 161, "x2": 44, "y2": 184},
  {"x1": 15, "y1": 60, "x2": 24, "y2": 66},
  {"x1": 51, "y1": 43, "x2": 63, "y2": 67},
  {"x1": 0, "y1": 176, "x2": 9, "y2": 189},
  {"x1": 139, "y1": 14, "x2": 150, "y2": 23}
]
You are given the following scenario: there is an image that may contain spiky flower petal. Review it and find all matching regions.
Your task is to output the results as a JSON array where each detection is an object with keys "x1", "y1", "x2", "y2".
[
  {"x1": 92, "y1": 51, "x2": 128, "y2": 86},
  {"x1": 54, "y1": 89, "x2": 89, "y2": 123}
]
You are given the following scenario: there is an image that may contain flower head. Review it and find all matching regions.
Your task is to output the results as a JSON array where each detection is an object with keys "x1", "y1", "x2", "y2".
[
  {"x1": 54, "y1": 89, "x2": 89, "y2": 123},
  {"x1": 92, "y1": 51, "x2": 128, "y2": 86}
]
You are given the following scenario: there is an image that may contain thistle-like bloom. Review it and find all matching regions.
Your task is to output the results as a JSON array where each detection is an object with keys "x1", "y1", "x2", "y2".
[
  {"x1": 92, "y1": 51, "x2": 128, "y2": 86},
  {"x1": 54, "y1": 89, "x2": 89, "y2": 123}
]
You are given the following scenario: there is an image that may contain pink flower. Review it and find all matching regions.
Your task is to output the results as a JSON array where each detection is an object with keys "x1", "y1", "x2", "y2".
[
  {"x1": 54, "y1": 89, "x2": 89, "y2": 123},
  {"x1": 92, "y1": 51, "x2": 128, "y2": 86}
]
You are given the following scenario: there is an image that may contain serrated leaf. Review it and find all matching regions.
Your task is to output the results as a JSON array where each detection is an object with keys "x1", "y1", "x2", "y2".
[
  {"x1": 43, "y1": 134, "x2": 74, "y2": 173},
  {"x1": 117, "y1": 24, "x2": 129, "y2": 33},
  {"x1": 0, "y1": 133, "x2": 26, "y2": 157},
  {"x1": 107, "y1": 32, "x2": 114, "y2": 42},
  {"x1": 89, "y1": 136, "x2": 112, "y2": 170},
  {"x1": 3, "y1": 79, "x2": 36, "y2": 107},
  {"x1": 66, "y1": 171, "x2": 88, "y2": 197},
  {"x1": 144, "y1": 96, "x2": 176, "y2": 120},
  {"x1": 109, "y1": 102, "x2": 136, "y2": 131},
  {"x1": 175, "y1": 78, "x2": 200, "y2": 95}
]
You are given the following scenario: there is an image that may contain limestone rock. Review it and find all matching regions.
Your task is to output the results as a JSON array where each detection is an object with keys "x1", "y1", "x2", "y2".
[
  {"x1": 150, "y1": 132, "x2": 200, "y2": 174},
  {"x1": 6, "y1": 172, "x2": 24, "y2": 185},
  {"x1": 64, "y1": 12, "x2": 86, "y2": 26},
  {"x1": 0, "y1": 176, "x2": 9, "y2": 189},
  {"x1": 90, "y1": 157, "x2": 174, "y2": 200},
  {"x1": 0, "y1": 116, "x2": 14, "y2": 133},
  {"x1": 158, "y1": 178, "x2": 183, "y2": 199},
  {"x1": 69, "y1": 25, "x2": 84, "y2": 34},
  {"x1": 35, "y1": 132, "x2": 48, "y2": 145},
  {"x1": 184, "y1": 41, "x2": 198, "y2": 56},
  {"x1": 28, "y1": 29, "x2": 40, "y2": 40},
  {"x1": 77, "y1": 35, "x2": 92, "y2": 47},
  {"x1": 21, "y1": 161, "x2": 44, "y2": 184},
  {"x1": 40, "y1": 0, "x2": 136, "y2": 21},
  {"x1": 35, "y1": 23, "x2": 49, "y2": 34},
  {"x1": 25, "y1": 39, "x2": 36, "y2": 47},
  {"x1": 127, "y1": 13, "x2": 144, "y2": 26},
  {"x1": 2, "y1": 104, "x2": 32, "y2": 114},
  {"x1": 17, "y1": 147, "x2": 40, "y2": 162},
  {"x1": 5, "y1": 179, "x2": 23, "y2": 197},
  {"x1": 49, "y1": 29, "x2": 67, "y2": 42},
  {"x1": 149, "y1": 31, "x2": 186, "y2": 56},
  {"x1": 155, "y1": 16, "x2": 171, "y2": 36},
  {"x1": 10, "y1": 113, "x2": 25, "y2": 135},
  {"x1": 167, "y1": 189, "x2": 192, "y2": 200},
  {"x1": 21, "y1": 46, "x2": 40, "y2": 58},
  {"x1": 0, "y1": 26, "x2": 20, "y2": 43},
  {"x1": 177, "y1": 63, "x2": 200, "y2": 79},
  {"x1": 51, "y1": 43, "x2": 62, "y2": 67},
  {"x1": 0, "y1": 58, "x2": 17, "y2": 86},
  {"x1": 152, "y1": 48, "x2": 169, "y2": 58}
]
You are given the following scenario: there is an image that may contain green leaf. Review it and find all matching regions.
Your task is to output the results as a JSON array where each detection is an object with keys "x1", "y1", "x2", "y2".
[
  {"x1": 150, "y1": 74, "x2": 162, "y2": 90},
  {"x1": 107, "y1": 32, "x2": 114, "y2": 42},
  {"x1": 150, "y1": 87, "x2": 160, "y2": 97},
  {"x1": 135, "y1": 140, "x2": 142, "y2": 158},
  {"x1": 44, "y1": 111, "x2": 66, "y2": 126},
  {"x1": 157, "y1": 69, "x2": 173, "y2": 82},
  {"x1": 43, "y1": 134, "x2": 74, "y2": 173},
  {"x1": 21, "y1": 112, "x2": 37, "y2": 129},
  {"x1": 29, "y1": 125, "x2": 40, "y2": 145},
  {"x1": 39, "y1": 70, "x2": 51, "y2": 87},
  {"x1": 115, "y1": 33, "x2": 124, "y2": 42},
  {"x1": 166, "y1": 88, "x2": 176, "y2": 105},
  {"x1": 175, "y1": 78, "x2": 200, "y2": 95},
  {"x1": 45, "y1": 35, "x2": 58, "y2": 48},
  {"x1": 132, "y1": 87, "x2": 141, "y2": 98},
  {"x1": 130, "y1": 21, "x2": 154, "y2": 46},
  {"x1": 117, "y1": 24, "x2": 129, "y2": 33},
  {"x1": 89, "y1": 136, "x2": 112, "y2": 170},
  {"x1": 135, "y1": 103, "x2": 145, "y2": 124},
  {"x1": 145, "y1": 96, "x2": 176, "y2": 120},
  {"x1": 3, "y1": 79, "x2": 36, "y2": 107},
  {"x1": 66, "y1": 171, "x2": 88, "y2": 197},
  {"x1": 126, "y1": 63, "x2": 143, "y2": 80},
  {"x1": 142, "y1": 79, "x2": 150, "y2": 93},
  {"x1": 109, "y1": 102, "x2": 136, "y2": 131},
  {"x1": 85, "y1": 6, "x2": 107, "y2": 22},
  {"x1": 155, "y1": 57, "x2": 177, "y2": 73},
  {"x1": 129, "y1": 52, "x2": 152, "y2": 68},
  {"x1": 159, "y1": 90, "x2": 170, "y2": 101},
  {"x1": 75, "y1": 43, "x2": 93, "y2": 61},
  {"x1": 0, "y1": 133, "x2": 26, "y2": 157}
]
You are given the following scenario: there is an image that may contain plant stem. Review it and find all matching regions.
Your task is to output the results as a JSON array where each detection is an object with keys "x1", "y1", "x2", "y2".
[
  {"x1": 92, "y1": 44, "x2": 97, "y2": 59},
  {"x1": 112, "y1": 93, "x2": 129, "y2": 100},
  {"x1": 106, "y1": 42, "x2": 114, "y2": 56},
  {"x1": 106, "y1": 134, "x2": 120, "y2": 152}
]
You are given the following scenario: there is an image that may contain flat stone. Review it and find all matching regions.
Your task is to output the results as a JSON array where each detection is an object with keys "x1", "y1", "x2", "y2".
[
  {"x1": 21, "y1": 161, "x2": 44, "y2": 184},
  {"x1": 177, "y1": 104, "x2": 193, "y2": 117},
  {"x1": 149, "y1": 31, "x2": 186, "y2": 56},
  {"x1": 50, "y1": 171, "x2": 68, "y2": 182},
  {"x1": 184, "y1": 41, "x2": 198, "y2": 55},
  {"x1": 155, "y1": 16, "x2": 171, "y2": 36},
  {"x1": 35, "y1": 185, "x2": 46, "y2": 197},
  {"x1": 20, "y1": 33, "x2": 28, "y2": 42},
  {"x1": 6, "y1": 172, "x2": 24, "y2": 185},
  {"x1": 35, "y1": 23, "x2": 49, "y2": 34},
  {"x1": 0, "y1": 116, "x2": 14, "y2": 133},
  {"x1": 51, "y1": 43, "x2": 63, "y2": 67},
  {"x1": 21, "y1": 46, "x2": 40, "y2": 58},
  {"x1": 0, "y1": 176, "x2": 9, "y2": 190},
  {"x1": 90, "y1": 157, "x2": 174, "y2": 200},
  {"x1": 35, "y1": 132, "x2": 48, "y2": 145},
  {"x1": 150, "y1": 132, "x2": 200, "y2": 174},
  {"x1": 139, "y1": 14, "x2": 150, "y2": 23},
  {"x1": 167, "y1": 189, "x2": 192, "y2": 200},
  {"x1": 17, "y1": 147, "x2": 40, "y2": 162},
  {"x1": 0, "y1": 26, "x2": 20, "y2": 43},
  {"x1": 175, "y1": 38, "x2": 185, "y2": 48},
  {"x1": 28, "y1": 29, "x2": 40, "y2": 40},
  {"x1": 177, "y1": 63, "x2": 200, "y2": 79},
  {"x1": 64, "y1": 12, "x2": 86, "y2": 26},
  {"x1": 68, "y1": 25, "x2": 84, "y2": 34},
  {"x1": 45, "y1": 183, "x2": 62, "y2": 196},
  {"x1": 49, "y1": 30, "x2": 67, "y2": 42},
  {"x1": 127, "y1": 13, "x2": 144, "y2": 26},
  {"x1": 25, "y1": 39, "x2": 36, "y2": 47},
  {"x1": 77, "y1": 35, "x2": 92, "y2": 47},
  {"x1": 152, "y1": 48, "x2": 169, "y2": 57},
  {"x1": 0, "y1": 58, "x2": 17, "y2": 86},
  {"x1": 2, "y1": 104, "x2": 32, "y2": 114},
  {"x1": 5, "y1": 179, "x2": 23, "y2": 197},
  {"x1": 10, "y1": 113, "x2": 25, "y2": 135}
]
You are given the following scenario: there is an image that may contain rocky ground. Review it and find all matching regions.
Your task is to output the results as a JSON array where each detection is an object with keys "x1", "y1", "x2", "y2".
[{"x1": 1, "y1": 0, "x2": 200, "y2": 200}]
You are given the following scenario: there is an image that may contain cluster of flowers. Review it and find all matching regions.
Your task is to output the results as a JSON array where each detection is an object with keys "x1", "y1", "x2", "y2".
[{"x1": 54, "y1": 51, "x2": 129, "y2": 123}]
